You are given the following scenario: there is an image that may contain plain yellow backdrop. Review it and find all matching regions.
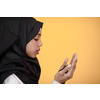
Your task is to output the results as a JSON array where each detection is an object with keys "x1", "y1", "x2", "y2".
[{"x1": 34, "y1": 17, "x2": 100, "y2": 84}]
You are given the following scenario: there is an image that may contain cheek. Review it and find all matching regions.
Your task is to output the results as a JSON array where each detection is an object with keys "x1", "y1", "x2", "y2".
[
  {"x1": 26, "y1": 41, "x2": 37, "y2": 57},
  {"x1": 29, "y1": 44, "x2": 36, "y2": 53}
]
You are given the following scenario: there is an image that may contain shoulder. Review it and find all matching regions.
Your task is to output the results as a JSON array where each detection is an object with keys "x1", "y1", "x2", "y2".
[{"x1": 3, "y1": 74, "x2": 24, "y2": 84}]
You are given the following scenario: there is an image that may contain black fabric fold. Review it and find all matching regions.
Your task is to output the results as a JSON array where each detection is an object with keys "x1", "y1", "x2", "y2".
[{"x1": 0, "y1": 17, "x2": 43, "y2": 84}]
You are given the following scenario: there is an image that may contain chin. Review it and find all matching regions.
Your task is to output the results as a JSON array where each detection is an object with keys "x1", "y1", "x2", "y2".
[
  {"x1": 31, "y1": 54, "x2": 36, "y2": 58},
  {"x1": 32, "y1": 56, "x2": 36, "y2": 58}
]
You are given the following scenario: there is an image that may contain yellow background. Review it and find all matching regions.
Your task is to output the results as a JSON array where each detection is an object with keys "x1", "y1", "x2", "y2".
[{"x1": 34, "y1": 17, "x2": 100, "y2": 84}]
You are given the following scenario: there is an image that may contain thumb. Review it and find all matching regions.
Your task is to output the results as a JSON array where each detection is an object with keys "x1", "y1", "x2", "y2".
[{"x1": 59, "y1": 58, "x2": 69, "y2": 70}]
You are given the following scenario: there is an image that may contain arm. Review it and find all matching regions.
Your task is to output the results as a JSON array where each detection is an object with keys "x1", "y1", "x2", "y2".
[{"x1": 3, "y1": 74, "x2": 24, "y2": 84}]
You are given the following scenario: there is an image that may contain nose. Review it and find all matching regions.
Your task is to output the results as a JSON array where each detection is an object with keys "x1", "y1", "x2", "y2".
[{"x1": 38, "y1": 40, "x2": 43, "y2": 47}]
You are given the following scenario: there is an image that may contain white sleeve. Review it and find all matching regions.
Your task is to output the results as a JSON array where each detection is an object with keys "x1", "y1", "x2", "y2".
[
  {"x1": 3, "y1": 74, "x2": 60, "y2": 84},
  {"x1": 52, "y1": 80, "x2": 61, "y2": 84},
  {"x1": 3, "y1": 74, "x2": 24, "y2": 84}
]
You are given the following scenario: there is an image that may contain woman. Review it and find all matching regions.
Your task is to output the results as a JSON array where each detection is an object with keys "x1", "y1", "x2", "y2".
[{"x1": 0, "y1": 17, "x2": 78, "y2": 84}]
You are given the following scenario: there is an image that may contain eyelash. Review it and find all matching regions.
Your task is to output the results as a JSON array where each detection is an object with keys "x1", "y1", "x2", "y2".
[{"x1": 34, "y1": 39, "x2": 39, "y2": 41}]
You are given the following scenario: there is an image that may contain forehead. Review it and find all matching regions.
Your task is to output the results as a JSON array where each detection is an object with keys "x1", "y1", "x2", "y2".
[
  {"x1": 35, "y1": 29, "x2": 42, "y2": 37},
  {"x1": 37, "y1": 29, "x2": 42, "y2": 35},
  {"x1": 38, "y1": 29, "x2": 42, "y2": 34}
]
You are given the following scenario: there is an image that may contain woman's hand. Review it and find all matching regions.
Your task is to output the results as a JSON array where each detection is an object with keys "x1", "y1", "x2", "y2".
[{"x1": 54, "y1": 53, "x2": 78, "y2": 84}]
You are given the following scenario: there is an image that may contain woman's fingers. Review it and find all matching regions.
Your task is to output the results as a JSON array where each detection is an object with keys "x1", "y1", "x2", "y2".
[
  {"x1": 71, "y1": 53, "x2": 77, "y2": 71},
  {"x1": 55, "y1": 64, "x2": 72, "y2": 83},
  {"x1": 59, "y1": 53, "x2": 77, "y2": 76},
  {"x1": 64, "y1": 57, "x2": 78, "y2": 79},
  {"x1": 54, "y1": 53, "x2": 78, "y2": 84},
  {"x1": 59, "y1": 58, "x2": 69, "y2": 71},
  {"x1": 70, "y1": 53, "x2": 77, "y2": 65},
  {"x1": 60, "y1": 64, "x2": 71, "y2": 75},
  {"x1": 62, "y1": 54, "x2": 78, "y2": 81}
]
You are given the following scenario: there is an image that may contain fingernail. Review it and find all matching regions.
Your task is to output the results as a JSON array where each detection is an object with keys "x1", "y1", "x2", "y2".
[
  {"x1": 65, "y1": 58, "x2": 69, "y2": 62},
  {"x1": 67, "y1": 64, "x2": 71, "y2": 68},
  {"x1": 66, "y1": 58, "x2": 69, "y2": 61},
  {"x1": 75, "y1": 58, "x2": 78, "y2": 61}
]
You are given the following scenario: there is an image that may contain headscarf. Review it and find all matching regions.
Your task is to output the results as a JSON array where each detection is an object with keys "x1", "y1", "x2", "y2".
[{"x1": 0, "y1": 17, "x2": 43, "y2": 84}]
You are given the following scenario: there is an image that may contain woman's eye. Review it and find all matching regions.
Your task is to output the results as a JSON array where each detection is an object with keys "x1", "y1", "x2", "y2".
[{"x1": 34, "y1": 39, "x2": 39, "y2": 41}]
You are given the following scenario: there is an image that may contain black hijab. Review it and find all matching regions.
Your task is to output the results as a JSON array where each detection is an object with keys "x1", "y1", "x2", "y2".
[{"x1": 0, "y1": 17, "x2": 43, "y2": 84}]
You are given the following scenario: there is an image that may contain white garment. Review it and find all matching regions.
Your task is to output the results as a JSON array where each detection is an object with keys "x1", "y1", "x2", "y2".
[
  {"x1": 3, "y1": 74, "x2": 24, "y2": 84},
  {"x1": 3, "y1": 74, "x2": 61, "y2": 84},
  {"x1": 52, "y1": 80, "x2": 60, "y2": 84}
]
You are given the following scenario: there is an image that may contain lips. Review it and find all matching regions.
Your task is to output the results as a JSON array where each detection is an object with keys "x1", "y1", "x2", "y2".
[
  {"x1": 36, "y1": 49, "x2": 40, "y2": 54},
  {"x1": 36, "y1": 49, "x2": 40, "y2": 52}
]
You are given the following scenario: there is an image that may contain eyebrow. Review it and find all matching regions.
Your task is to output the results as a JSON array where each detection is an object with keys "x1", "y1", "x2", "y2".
[{"x1": 37, "y1": 34, "x2": 41, "y2": 36}]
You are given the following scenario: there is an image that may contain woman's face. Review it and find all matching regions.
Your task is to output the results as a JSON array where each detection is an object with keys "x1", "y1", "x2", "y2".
[{"x1": 26, "y1": 29, "x2": 43, "y2": 58}]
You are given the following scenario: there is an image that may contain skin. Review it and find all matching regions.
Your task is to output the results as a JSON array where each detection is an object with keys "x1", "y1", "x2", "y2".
[
  {"x1": 54, "y1": 53, "x2": 78, "y2": 83},
  {"x1": 26, "y1": 29, "x2": 43, "y2": 58},
  {"x1": 26, "y1": 29, "x2": 78, "y2": 84}
]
